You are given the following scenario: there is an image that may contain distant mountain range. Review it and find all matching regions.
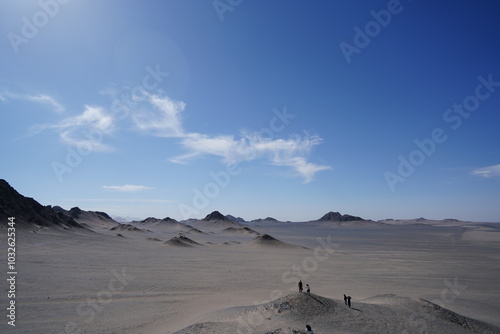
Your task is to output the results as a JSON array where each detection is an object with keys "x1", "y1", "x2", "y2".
[
  {"x1": 0, "y1": 179, "x2": 479, "y2": 230},
  {"x1": 0, "y1": 179, "x2": 83, "y2": 229},
  {"x1": 314, "y1": 211, "x2": 365, "y2": 222},
  {"x1": 251, "y1": 217, "x2": 280, "y2": 223}
]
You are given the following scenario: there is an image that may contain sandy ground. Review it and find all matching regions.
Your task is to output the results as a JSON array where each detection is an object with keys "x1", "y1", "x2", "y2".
[{"x1": 1, "y1": 220, "x2": 499, "y2": 333}]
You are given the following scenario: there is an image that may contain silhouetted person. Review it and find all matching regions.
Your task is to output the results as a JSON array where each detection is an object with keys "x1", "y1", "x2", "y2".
[
  {"x1": 306, "y1": 324, "x2": 314, "y2": 333},
  {"x1": 344, "y1": 294, "x2": 348, "y2": 306},
  {"x1": 298, "y1": 280, "x2": 303, "y2": 292},
  {"x1": 306, "y1": 284, "x2": 310, "y2": 294},
  {"x1": 347, "y1": 295, "x2": 351, "y2": 308}
]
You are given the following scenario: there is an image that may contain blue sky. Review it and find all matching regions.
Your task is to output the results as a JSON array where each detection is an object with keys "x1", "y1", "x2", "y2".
[{"x1": 1, "y1": 0, "x2": 499, "y2": 222}]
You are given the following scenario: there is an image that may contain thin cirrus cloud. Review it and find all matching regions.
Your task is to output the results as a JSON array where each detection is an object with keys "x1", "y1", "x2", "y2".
[
  {"x1": 0, "y1": 91, "x2": 65, "y2": 114},
  {"x1": 102, "y1": 185, "x2": 154, "y2": 192},
  {"x1": 171, "y1": 132, "x2": 331, "y2": 183},
  {"x1": 131, "y1": 92, "x2": 185, "y2": 138},
  {"x1": 22, "y1": 89, "x2": 330, "y2": 183},
  {"x1": 471, "y1": 164, "x2": 500, "y2": 179},
  {"x1": 132, "y1": 93, "x2": 332, "y2": 183},
  {"x1": 29, "y1": 105, "x2": 115, "y2": 152}
]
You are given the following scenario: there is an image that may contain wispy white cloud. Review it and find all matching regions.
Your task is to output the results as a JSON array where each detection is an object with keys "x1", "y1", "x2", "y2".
[
  {"x1": 29, "y1": 105, "x2": 115, "y2": 152},
  {"x1": 172, "y1": 132, "x2": 331, "y2": 183},
  {"x1": 102, "y1": 185, "x2": 154, "y2": 192},
  {"x1": 471, "y1": 164, "x2": 500, "y2": 179},
  {"x1": 19, "y1": 87, "x2": 330, "y2": 183},
  {"x1": 57, "y1": 105, "x2": 114, "y2": 130},
  {"x1": 128, "y1": 92, "x2": 331, "y2": 183},
  {"x1": 132, "y1": 93, "x2": 185, "y2": 137},
  {"x1": 0, "y1": 91, "x2": 65, "y2": 114},
  {"x1": 171, "y1": 133, "x2": 254, "y2": 163}
]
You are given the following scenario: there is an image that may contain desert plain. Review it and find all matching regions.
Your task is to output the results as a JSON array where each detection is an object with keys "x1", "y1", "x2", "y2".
[{"x1": 1, "y1": 206, "x2": 500, "y2": 334}]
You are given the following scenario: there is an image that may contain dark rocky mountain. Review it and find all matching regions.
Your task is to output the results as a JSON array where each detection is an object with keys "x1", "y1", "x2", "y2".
[
  {"x1": 0, "y1": 179, "x2": 84, "y2": 229},
  {"x1": 67, "y1": 207, "x2": 112, "y2": 220},
  {"x1": 131, "y1": 216, "x2": 186, "y2": 231},
  {"x1": 52, "y1": 206, "x2": 118, "y2": 230},
  {"x1": 225, "y1": 214, "x2": 246, "y2": 223},
  {"x1": 110, "y1": 224, "x2": 144, "y2": 232},
  {"x1": 251, "y1": 217, "x2": 279, "y2": 223},
  {"x1": 138, "y1": 217, "x2": 179, "y2": 224},
  {"x1": 316, "y1": 211, "x2": 364, "y2": 222},
  {"x1": 203, "y1": 211, "x2": 227, "y2": 221}
]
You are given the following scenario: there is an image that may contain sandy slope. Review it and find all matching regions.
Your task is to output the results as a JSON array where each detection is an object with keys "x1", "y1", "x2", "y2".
[
  {"x1": 1, "y1": 221, "x2": 499, "y2": 333},
  {"x1": 174, "y1": 292, "x2": 499, "y2": 334}
]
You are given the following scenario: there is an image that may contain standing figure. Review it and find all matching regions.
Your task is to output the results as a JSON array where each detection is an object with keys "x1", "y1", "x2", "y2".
[
  {"x1": 347, "y1": 295, "x2": 351, "y2": 308},
  {"x1": 298, "y1": 280, "x2": 303, "y2": 293},
  {"x1": 306, "y1": 284, "x2": 310, "y2": 294},
  {"x1": 344, "y1": 294, "x2": 348, "y2": 306}
]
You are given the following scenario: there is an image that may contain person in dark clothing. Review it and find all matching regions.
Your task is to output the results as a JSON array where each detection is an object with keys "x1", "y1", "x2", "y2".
[
  {"x1": 306, "y1": 284, "x2": 310, "y2": 294},
  {"x1": 344, "y1": 294, "x2": 348, "y2": 306},
  {"x1": 305, "y1": 324, "x2": 314, "y2": 333},
  {"x1": 298, "y1": 280, "x2": 303, "y2": 292},
  {"x1": 347, "y1": 295, "x2": 352, "y2": 308}
]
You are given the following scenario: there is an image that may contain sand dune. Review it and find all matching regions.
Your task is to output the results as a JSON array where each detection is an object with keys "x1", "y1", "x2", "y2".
[
  {"x1": 459, "y1": 226, "x2": 500, "y2": 242},
  {"x1": 174, "y1": 292, "x2": 500, "y2": 334},
  {"x1": 164, "y1": 235, "x2": 204, "y2": 247},
  {"x1": 222, "y1": 240, "x2": 242, "y2": 246},
  {"x1": 184, "y1": 225, "x2": 207, "y2": 234},
  {"x1": 248, "y1": 234, "x2": 308, "y2": 249},
  {"x1": 222, "y1": 226, "x2": 260, "y2": 235},
  {"x1": 190, "y1": 219, "x2": 246, "y2": 231},
  {"x1": 146, "y1": 237, "x2": 163, "y2": 242},
  {"x1": 110, "y1": 224, "x2": 145, "y2": 232}
]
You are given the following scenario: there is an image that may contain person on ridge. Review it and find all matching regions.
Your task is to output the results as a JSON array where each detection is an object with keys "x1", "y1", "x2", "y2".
[
  {"x1": 298, "y1": 280, "x2": 303, "y2": 292},
  {"x1": 306, "y1": 324, "x2": 314, "y2": 333},
  {"x1": 306, "y1": 283, "x2": 311, "y2": 294}
]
